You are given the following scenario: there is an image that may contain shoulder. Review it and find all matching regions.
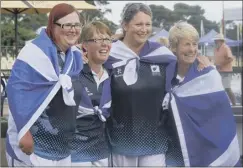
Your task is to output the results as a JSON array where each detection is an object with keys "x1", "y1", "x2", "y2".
[
  {"x1": 221, "y1": 44, "x2": 230, "y2": 50},
  {"x1": 147, "y1": 40, "x2": 162, "y2": 48},
  {"x1": 103, "y1": 56, "x2": 122, "y2": 69}
]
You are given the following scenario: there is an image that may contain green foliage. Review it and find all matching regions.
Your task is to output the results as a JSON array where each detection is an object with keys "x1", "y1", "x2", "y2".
[
  {"x1": 1, "y1": 2, "x2": 224, "y2": 47},
  {"x1": 84, "y1": 0, "x2": 109, "y2": 6},
  {"x1": 149, "y1": 3, "x2": 218, "y2": 34},
  {"x1": 1, "y1": 13, "x2": 47, "y2": 46},
  {"x1": 81, "y1": 8, "x2": 117, "y2": 33}
]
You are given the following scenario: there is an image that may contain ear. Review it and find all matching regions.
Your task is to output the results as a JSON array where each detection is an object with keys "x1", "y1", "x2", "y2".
[
  {"x1": 122, "y1": 22, "x2": 128, "y2": 32},
  {"x1": 82, "y1": 43, "x2": 88, "y2": 52}
]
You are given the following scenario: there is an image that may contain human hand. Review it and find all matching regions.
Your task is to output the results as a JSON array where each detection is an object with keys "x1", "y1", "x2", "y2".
[
  {"x1": 19, "y1": 130, "x2": 34, "y2": 155},
  {"x1": 197, "y1": 55, "x2": 213, "y2": 71}
]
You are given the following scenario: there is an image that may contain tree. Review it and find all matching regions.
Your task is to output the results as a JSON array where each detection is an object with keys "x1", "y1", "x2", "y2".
[
  {"x1": 149, "y1": 5, "x2": 175, "y2": 29},
  {"x1": 1, "y1": 13, "x2": 47, "y2": 46},
  {"x1": 81, "y1": 1, "x2": 118, "y2": 33},
  {"x1": 81, "y1": 9, "x2": 118, "y2": 33},
  {"x1": 1, "y1": 0, "x2": 118, "y2": 47},
  {"x1": 84, "y1": 0, "x2": 109, "y2": 6},
  {"x1": 149, "y1": 3, "x2": 218, "y2": 34}
]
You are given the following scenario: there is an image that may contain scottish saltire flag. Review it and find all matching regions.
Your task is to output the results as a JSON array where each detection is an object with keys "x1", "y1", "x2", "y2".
[
  {"x1": 164, "y1": 60, "x2": 241, "y2": 166},
  {"x1": 6, "y1": 29, "x2": 83, "y2": 145},
  {"x1": 78, "y1": 78, "x2": 111, "y2": 122},
  {"x1": 108, "y1": 40, "x2": 177, "y2": 91}
]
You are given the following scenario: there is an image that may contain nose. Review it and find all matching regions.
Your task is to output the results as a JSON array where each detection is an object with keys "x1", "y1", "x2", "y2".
[
  {"x1": 140, "y1": 25, "x2": 147, "y2": 32},
  {"x1": 101, "y1": 41, "x2": 109, "y2": 46},
  {"x1": 70, "y1": 26, "x2": 76, "y2": 32},
  {"x1": 189, "y1": 44, "x2": 196, "y2": 53}
]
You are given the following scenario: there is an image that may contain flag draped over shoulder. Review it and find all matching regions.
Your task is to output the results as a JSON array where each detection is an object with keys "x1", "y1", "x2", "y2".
[
  {"x1": 7, "y1": 29, "x2": 83, "y2": 142},
  {"x1": 164, "y1": 61, "x2": 241, "y2": 166},
  {"x1": 78, "y1": 78, "x2": 111, "y2": 122},
  {"x1": 108, "y1": 40, "x2": 177, "y2": 91}
]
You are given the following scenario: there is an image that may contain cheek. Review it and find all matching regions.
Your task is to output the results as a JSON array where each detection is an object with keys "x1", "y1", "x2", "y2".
[
  {"x1": 88, "y1": 46, "x2": 99, "y2": 55},
  {"x1": 55, "y1": 31, "x2": 66, "y2": 41},
  {"x1": 176, "y1": 49, "x2": 185, "y2": 60},
  {"x1": 147, "y1": 27, "x2": 152, "y2": 33},
  {"x1": 107, "y1": 44, "x2": 112, "y2": 51},
  {"x1": 177, "y1": 53, "x2": 184, "y2": 60},
  {"x1": 75, "y1": 30, "x2": 81, "y2": 37}
]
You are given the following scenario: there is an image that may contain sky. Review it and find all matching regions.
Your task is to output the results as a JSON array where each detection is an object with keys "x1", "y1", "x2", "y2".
[{"x1": 104, "y1": 1, "x2": 242, "y2": 25}]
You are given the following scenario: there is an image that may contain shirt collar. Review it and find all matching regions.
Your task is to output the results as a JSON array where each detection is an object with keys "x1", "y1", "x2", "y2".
[{"x1": 82, "y1": 63, "x2": 110, "y2": 75}]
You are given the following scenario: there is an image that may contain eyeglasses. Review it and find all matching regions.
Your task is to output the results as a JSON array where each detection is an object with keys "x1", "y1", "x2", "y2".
[
  {"x1": 85, "y1": 38, "x2": 113, "y2": 44},
  {"x1": 55, "y1": 22, "x2": 83, "y2": 30}
]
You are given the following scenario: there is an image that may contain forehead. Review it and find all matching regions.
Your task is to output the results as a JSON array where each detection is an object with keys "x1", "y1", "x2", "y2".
[
  {"x1": 92, "y1": 32, "x2": 110, "y2": 38},
  {"x1": 129, "y1": 11, "x2": 151, "y2": 23},
  {"x1": 179, "y1": 37, "x2": 198, "y2": 44},
  {"x1": 215, "y1": 40, "x2": 224, "y2": 43},
  {"x1": 57, "y1": 12, "x2": 80, "y2": 23}
]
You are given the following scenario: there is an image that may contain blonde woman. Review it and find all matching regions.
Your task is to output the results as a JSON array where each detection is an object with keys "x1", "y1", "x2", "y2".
[{"x1": 163, "y1": 21, "x2": 241, "y2": 166}]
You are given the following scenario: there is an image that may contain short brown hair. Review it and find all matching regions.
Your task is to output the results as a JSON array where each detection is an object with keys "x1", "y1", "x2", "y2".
[
  {"x1": 46, "y1": 3, "x2": 84, "y2": 41},
  {"x1": 80, "y1": 21, "x2": 112, "y2": 42}
]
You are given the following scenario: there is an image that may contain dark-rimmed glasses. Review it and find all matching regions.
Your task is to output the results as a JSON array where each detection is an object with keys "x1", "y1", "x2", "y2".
[
  {"x1": 85, "y1": 38, "x2": 113, "y2": 44},
  {"x1": 55, "y1": 22, "x2": 83, "y2": 30}
]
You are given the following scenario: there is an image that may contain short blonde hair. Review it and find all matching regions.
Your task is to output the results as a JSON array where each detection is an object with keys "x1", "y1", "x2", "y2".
[
  {"x1": 168, "y1": 21, "x2": 199, "y2": 50},
  {"x1": 157, "y1": 37, "x2": 169, "y2": 47},
  {"x1": 80, "y1": 21, "x2": 112, "y2": 43}
]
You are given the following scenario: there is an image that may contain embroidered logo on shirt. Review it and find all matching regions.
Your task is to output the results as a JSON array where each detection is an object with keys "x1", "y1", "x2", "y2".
[
  {"x1": 114, "y1": 68, "x2": 123, "y2": 78},
  {"x1": 85, "y1": 87, "x2": 93, "y2": 96},
  {"x1": 150, "y1": 65, "x2": 161, "y2": 76}
]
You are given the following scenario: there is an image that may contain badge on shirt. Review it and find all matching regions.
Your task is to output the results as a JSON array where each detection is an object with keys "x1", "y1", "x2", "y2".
[
  {"x1": 150, "y1": 65, "x2": 161, "y2": 76},
  {"x1": 114, "y1": 67, "x2": 123, "y2": 78},
  {"x1": 85, "y1": 87, "x2": 93, "y2": 96}
]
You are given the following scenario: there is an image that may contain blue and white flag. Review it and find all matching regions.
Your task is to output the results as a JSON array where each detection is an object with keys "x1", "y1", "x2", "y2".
[
  {"x1": 107, "y1": 40, "x2": 177, "y2": 91},
  {"x1": 7, "y1": 29, "x2": 83, "y2": 143},
  {"x1": 78, "y1": 77, "x2": 111, "y2": 122},
  {"x1": 164, "y1": 61, "x2": 241, "y2": 166}
]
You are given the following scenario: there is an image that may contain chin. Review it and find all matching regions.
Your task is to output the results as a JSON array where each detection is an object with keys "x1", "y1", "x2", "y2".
[
  {"x1": 136, "y1": 39, "x2": 147, "y2": 45},
  {"x1": 96, "y1": 59, "x2": 107, "y2": 65},
  {"x1": 186, "y1": 60, "x2": 196, "y2": 64}
]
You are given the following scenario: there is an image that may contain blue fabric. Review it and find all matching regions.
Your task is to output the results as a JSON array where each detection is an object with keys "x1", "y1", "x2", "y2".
[
  {"x1": 7, "y1": 29, "x2": 83, "y2": 139},
  {"x1": 166, "y1": 60, "x2": 240, "y2": 166},
  {"x1": 79, "y1": 76, "x2": 111, "y2": 119},
  {"x1": 107, "y1": 40, "x2": 177, "y2": 92},
  {"x1": 149, "y1": 29, "x2": 169, "y2": 42},
  {"x1": 199, "y1": 29, "x2": 240, "y2": 46}
]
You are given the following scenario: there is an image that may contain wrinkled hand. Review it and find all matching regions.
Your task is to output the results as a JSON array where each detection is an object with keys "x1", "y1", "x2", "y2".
[
  {"x1": 197, "y1": 55, "x2": 213, "y2": 71},
  {"x1": 19, "y1": 130, "x2": 34, "y2": 155}
]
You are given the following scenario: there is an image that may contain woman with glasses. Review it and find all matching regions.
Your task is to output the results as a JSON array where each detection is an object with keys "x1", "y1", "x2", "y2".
[
  {"x1": 104, "y1": 3, "x2": 211, "y2": 167},
  {"x1": 71, "y1": 21, "x2": 112, "y2": 167},
  {"x1": 6, "y1": 3, "x2": 83, "y2": 166}
]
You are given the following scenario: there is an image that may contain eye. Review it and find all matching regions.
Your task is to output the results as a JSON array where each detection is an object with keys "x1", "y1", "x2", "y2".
[
  {"x1": 65, "y1": 23, "x2": 72, "y2": 27},
  {"x1": 136, "y1": 23, "x2": 143, "y2": 26}
]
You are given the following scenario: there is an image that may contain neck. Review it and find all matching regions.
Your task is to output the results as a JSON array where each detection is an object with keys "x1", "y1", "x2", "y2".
[
  {"x1": 88, "y1": 61, "x2": 103, "y2": 78},
  {"x1": 56, "y1": 43, "x2": 68, "y2": 53},
  {"x1": 177, "y1": 62, "x2": 191, "y2": 78},
  {"x1": 123, "y1": 36, "x2": 144, "y2": 55}
]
